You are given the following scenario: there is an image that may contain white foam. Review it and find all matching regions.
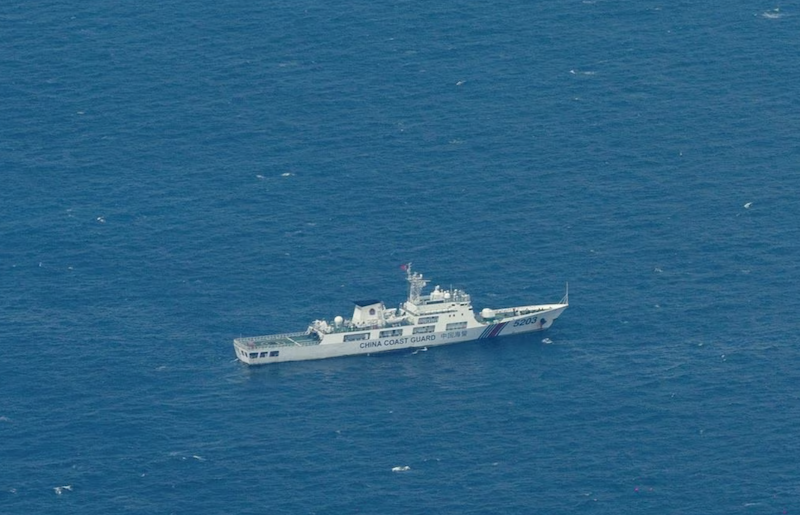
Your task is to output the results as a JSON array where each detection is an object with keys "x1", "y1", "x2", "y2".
[
  {"x1": 391, "y1": 465, "x2": 411, "y2": 472},
  {"x1": 743, "y1": 202, "x2": 752, "y2": 209},
  {"x1": 542, "y1": 338, "x2": 553, "y2": 344}
]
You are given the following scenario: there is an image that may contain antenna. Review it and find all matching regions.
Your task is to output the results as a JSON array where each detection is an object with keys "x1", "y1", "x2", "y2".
[{"x1": 405, "y1": 263, "x2": 428, "y2": 303}]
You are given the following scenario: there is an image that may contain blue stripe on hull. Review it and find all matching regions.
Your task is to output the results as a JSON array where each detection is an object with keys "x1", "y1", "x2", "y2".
[{"x1": 480, "y1": 322, "x2": 508, "y2": 339}]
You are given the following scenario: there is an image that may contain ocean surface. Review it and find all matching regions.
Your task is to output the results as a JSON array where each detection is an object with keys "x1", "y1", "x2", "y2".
[{"x1": 2, "y1": 0, "x2": 800, "y2": 513}]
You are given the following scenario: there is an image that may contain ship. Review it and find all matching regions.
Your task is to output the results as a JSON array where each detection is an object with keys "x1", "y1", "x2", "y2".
[{"x1": 233, "y1": 264, "x2": 568, "y2": 365}]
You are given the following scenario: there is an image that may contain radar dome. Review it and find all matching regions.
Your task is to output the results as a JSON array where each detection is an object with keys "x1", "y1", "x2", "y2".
[
  {"x1": 481, "y1": 308, "x2": 496, "y2": 319},
  {"x1": 334, "y1": 316, "x2": 343, "y2": 326}
]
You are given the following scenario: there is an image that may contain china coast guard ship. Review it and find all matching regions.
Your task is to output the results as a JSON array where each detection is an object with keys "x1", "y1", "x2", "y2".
[{"x1": 233, "y1": 265, "x2": 568, "y2": 365}]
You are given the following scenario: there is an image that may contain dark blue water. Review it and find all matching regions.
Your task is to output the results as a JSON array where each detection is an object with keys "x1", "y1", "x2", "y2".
[{"x1": 3, "y1": 1, "x2": 799, "y2": 513}]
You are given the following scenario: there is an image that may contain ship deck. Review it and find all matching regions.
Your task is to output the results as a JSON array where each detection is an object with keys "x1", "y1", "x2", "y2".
[
  {"x1": 234, "y1": 332, "x2": 320, "y2": 350},
  {"x1": 474, "y1": 304, "x2": 557, "y2": 323}
]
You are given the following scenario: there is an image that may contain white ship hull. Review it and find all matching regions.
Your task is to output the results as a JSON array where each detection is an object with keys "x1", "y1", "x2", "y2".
[
  {"x1": 233, "y1": 265, "x2": 568, "y2": 365},
  {"x1": 234, "y1": 304, "x2": 567, "y2": 365}
]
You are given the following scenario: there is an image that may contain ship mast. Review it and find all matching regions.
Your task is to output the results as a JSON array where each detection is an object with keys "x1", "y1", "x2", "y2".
[{"x1": 404, "y1": 263, "x2": 428, "y2": 304}]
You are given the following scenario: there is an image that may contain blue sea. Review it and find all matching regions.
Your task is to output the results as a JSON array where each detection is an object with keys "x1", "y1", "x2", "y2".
[{"x1": 2, "y1": 0, "x2": 800, "y2": 513}]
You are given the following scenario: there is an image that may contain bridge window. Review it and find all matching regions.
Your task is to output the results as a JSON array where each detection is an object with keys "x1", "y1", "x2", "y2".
[{"x1": 413, "y1": 325, "x2": 435, "y2": 334}]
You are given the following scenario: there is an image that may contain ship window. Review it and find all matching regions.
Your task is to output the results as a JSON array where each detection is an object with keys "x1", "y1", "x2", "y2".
[
  {"x1": 249, "y1": 352, "x2": 258, "y2": 359},
  {"x1": 259, "y1": 352, "x2": 268, "y2": 358},
  {"x1": 445, "y1": 322, "x2": 467, "y2": 331},
  {"x1": 418, "y1": 316, "x2": 439, "y2": 324},
  {"x1": 270, "y1": 351, "x2": 279, "y2": 357},
  {"x1": 379, "y1": 329, "x2": 403, "y2": 338},
  {"x1": 344, "y1": 332, "x2": 370, "y2": 342},
  {"x1": 413, "y1": 325, "x2": 435, "y2": 334}
]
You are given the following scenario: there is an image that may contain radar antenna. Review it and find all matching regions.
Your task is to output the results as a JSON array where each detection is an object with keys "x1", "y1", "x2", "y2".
[{"x1": 404, "y1": 263, "x2": 428, "y2": 304}]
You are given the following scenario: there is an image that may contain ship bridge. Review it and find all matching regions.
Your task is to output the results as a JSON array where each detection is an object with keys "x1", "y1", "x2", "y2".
[{"x1": 402, "y1": 264, "x2": 472, "y2": 316}]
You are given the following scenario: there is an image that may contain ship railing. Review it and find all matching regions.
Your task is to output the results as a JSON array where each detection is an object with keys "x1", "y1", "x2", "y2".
[
  {"x1": 235, "y1": 332, "x2": 308, "y2": 347},
  {"x1": 493, "y1": 307, "x2": 543, "y2": 317},
  {"x1": 423, "y1": 292, "x2": 471, "y2": 304},
  {"x1": 321, "y1": 318, "x2": 413, "y2": 334},
  {"x1": 476, "y1": 305, "x2": 554, "y2": 323}
]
